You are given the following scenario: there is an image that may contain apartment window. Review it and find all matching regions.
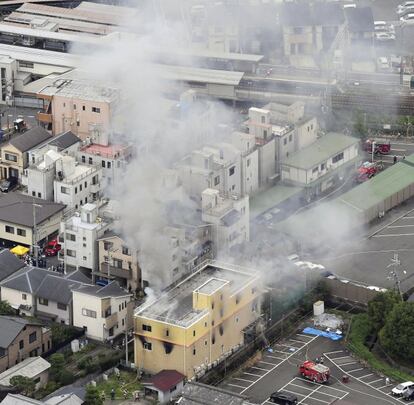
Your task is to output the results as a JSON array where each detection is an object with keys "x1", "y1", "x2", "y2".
[
  {"x1": 193, "y1": 330, "x2": 196, "y2": 337},
  {"x1": 192, "y1": 348, "x2": 196, "y2": 355},
  {"x1": 88, "y1": 157, "x2": 93, "y2": 165},
  {"x1": 80, "y1": 184, "x2": 82, "y2": 191},
  {"x1": 214, "y1": 175, "x2": 220, "y2": 186},
  {"x1": 263, "y1": 129, "x2": 267, "y2": 139},
  {"x1": 39, "y1": 298, "x2": 48, "y2": 306},
  {"x1": 32, "y1": 191, "x2": 35, "y2": 197},
  {"x1": 83, "y1": 243, "x2": 87, "y2": 248},
  {"x1": 235, "y1": 316, "x2": 239, "y2": 323},
  {"x1": 85, "y1": 181, "x2": 87, "y2": 187},
  {"x1": 332, "y1": 152, "x2": 344, "y2": 164},
  {"x1": 321, "y1": 163, "x2": 325, "y2": 171},
  {"x1": 17, "y1": 228, "x2": 26, "y2": 237},
  {"x1": 5, "y1": 225, "x2": 14, "y2": 234},
  {"x1": 22, "y1": 294, "x2": 27, "y2": 300},
  {"x1": 107, "y1": 162, "x2": 111, "y2": 169},
  {"x1": 63, "y1": 102, "x2": 66, "y2": 107},
  {"x1": 75, "y1": 187, "x2": 77, "y2": 194},
  {"x1": 204, "y1": 340, "x2": 208, "y2": 346},
  {"x1": 29, "y1": 332, "x2": 37, "y2": 343},
  {"x1": 60, "y1": 186, "x2": 69, "y2": 194},
  {"x1": 165, "y1": 329, "x2": 169, "y2": 337},
  {"x1": 143, "y1": 342, "x2": 152, "y2": 350},
  {"x1": 66, "y1": 249, "x2": 76, "y2": 257},
  {"x1": 283, "y1": 138, "x2": 287, "y2": 145},
  {"x1": 82, "y1": 308, "x2": 97, "y2": 318},
  {"x1": 142, "y1": 324, "x2": 152, "y2": 332},
  {"x1": 229, "y1": 166, "x2": 235, "y2": 176},
  {"x1": 92, "y1": 107, "x2": 101, "y2": 113},
  {"x1": 312, "y1": 166, "x2": 318, "y2": 174},
  {"x1": 211, "y1": 301, "x2": 215, "y2": 310},
  {"x1": 57, "y1": 302, "x2": 67, "y2": 311},
  {"x1": 77, "y1": 121, "x2": 80, "y2": 127},
  {"x1": 122, "y1": 246, "x2": 130, "y2": 255},
  {"x1": 102, "y1": 160, "x2": 106, "y2": 168},
  {"x1": 82, "y1": 105, "x2": 85, "y2": 111},
  {"x1": 113, "y1": 259, "x2": 122, "y2": 268},
  {"x1": 5, "y1": 153, "x2": 17, "y2": 162},
  {"x1": 83, "y1": 256, "x2": 87, "y2": 261},
  {"x1": 289, "y1": 134, "x2": 293, "y2": 142},
  {"x1": 261, "y1": 115, "x2": 265, "y2": 123},
  {"x1": 66, "y1": 233, "x2": 76, "y2": 241},
  {"x1": 247, "y1": 159, "x2": 250, "y2": 167},
  {"x1": 19, "y1": 340, "x2": 24, "y2": 349},
  {"x1": 119, "y1": 304, "x2": 121, "y2": 311},
  {"x1": 19, "y1": 61, "x2": 34, "y2": 68}
]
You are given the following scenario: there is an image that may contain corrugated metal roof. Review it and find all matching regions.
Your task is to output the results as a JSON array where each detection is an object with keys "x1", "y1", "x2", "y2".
[
  {"x1": 282, "y1": 133, "x2": 359, "y2": 170},
  {"x1": 338, "y1": 154, "x2": 414, "y2": 211},
  {"x1": 0, "y1": 357, "x2": 50, "y2": 386}
]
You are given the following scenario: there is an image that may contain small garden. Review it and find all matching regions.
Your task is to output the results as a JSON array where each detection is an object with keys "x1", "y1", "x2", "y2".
[{"x1": 346, "y1": 290, "x2": 414, "y2": 382}]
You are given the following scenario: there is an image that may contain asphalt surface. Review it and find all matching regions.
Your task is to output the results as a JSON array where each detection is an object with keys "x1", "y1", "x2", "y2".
[{"x1": 219, "y1": 331, "x2": 406, "y2": 405}]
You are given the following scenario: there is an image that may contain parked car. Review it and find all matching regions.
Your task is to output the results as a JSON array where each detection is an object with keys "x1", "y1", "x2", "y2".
[
  {"x1": 44, "y1": 239, "x2": 62, "y2": 257},
  {"x1": 403, "y1": 387, "x2": 414, "y2": 401},
  {"x1": 0, "y1": 177, "x2": 17, "y2": 193},
  {"x1": 400, "y1": 12, "x2": 414, "y2": 22},
  {"x1": 392, "y1": 382, "x2": 414, "y2": 396},
  {"x1": 270, "y1": 391, "x2": 298, "y2": 404}
]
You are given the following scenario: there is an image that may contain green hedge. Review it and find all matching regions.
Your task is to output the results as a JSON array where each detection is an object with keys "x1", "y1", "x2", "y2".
[{"x1": 347, "y1": 314, "x2": 413, "y2": 382}]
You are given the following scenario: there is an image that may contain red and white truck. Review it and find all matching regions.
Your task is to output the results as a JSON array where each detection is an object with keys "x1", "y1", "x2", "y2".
[{"x1": 299, "y1": 361, "x2": 330, "y2": 383}]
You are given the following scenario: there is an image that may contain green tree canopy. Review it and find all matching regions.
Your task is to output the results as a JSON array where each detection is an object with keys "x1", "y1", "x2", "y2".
[
  {"x1": 85, "y1": 385, "x2": 103, "y2": 405},
  {"x1": 379, "y1": 302, "x2": 414, "y2": 362},
  {"x1": 0, "y1": 301, "x2": 15, "y2": 315},
  {"x1": 10, "y1": 375, "x2": 36, "y2": 396},
  {"x1": 367, "y1": 290, "x2": 401, "y2": 332}
]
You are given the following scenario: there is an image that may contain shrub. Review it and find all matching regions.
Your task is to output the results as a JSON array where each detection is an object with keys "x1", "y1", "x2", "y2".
[{"x1": 58, "y1": 370, "x2": 76, "y2": 385}]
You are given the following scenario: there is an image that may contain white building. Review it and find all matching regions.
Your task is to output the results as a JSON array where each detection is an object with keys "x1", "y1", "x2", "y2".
[
  {"x1": 54, "y1": 155, "x2": 101, "y2": 210},
  {"x1": 281, "y1": 132, "x2": 360, "y2": 201},
  {"x1": 201, "y1": 188, "x2": 249, "y2": 254},
  {"x1": 61, "y1": 203, "x2": 110, "y2": 272},
  {"x1": 176, "y1": 143, "x2": 242, "y2": 201},
  {"x1": 72, "y1": 281, "x2": 132, "y2": 341}
]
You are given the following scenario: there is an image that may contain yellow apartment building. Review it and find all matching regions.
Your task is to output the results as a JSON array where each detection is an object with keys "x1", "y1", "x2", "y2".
[{"x1": 134, "y1": 261, "x2": 261, "y2": 379}]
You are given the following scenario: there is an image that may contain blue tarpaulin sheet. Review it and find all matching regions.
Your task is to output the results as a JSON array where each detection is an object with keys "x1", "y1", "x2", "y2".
[{"x1": 303, "y1": 327, "x2": 343, "y2": 341}]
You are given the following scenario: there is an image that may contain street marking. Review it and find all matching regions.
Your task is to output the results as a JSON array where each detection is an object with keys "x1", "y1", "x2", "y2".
[
  {"x1": 360, "y1": 373, "x2": 374, "y2": 379},
  {"x1": 243, "y1": 372, "x2": 260, "y2": 377},
  {"x1": 287, "y1": 378, "x2": 349, "y2": 395},
  {"x1": 265, "y1": 355, "x2": 284, "y2": 360},
  {"x1": 341, "y1": 362, "x2": 358, "y2": 366},
  {"x1": 289, "y1": 338, "x2": 306, "y2": 344},
  {"x1": 388, "y1": 225, "x2": 414, "y2": 228},
  {"x1": 324, "y1": 350, "x2": 344, "y2": 355},
  {"x1": 373, "y1": 233, "x2": 414, "y2": 237},
  {"x1": 296, "y1": 333, "x2": 314, "y2": 338},
  {"x1": 370, "y1": 378, "x2": 384, "y2": 384},
  {"x1": 270, "y1": 349, "x2": 289, "y2": 354},
  {"x1": 227, "y1": 383, "x2": 245, "y2": 389},
  {"x1": 299, "y1": 384, "x2": 322, "y2": 404},
  {"x1": 330, "y1": 355, "x2": 353, "y2": 360},
  {"x1": 251, "y1": 366, "x2": 267, "y2": 371},
  {"x1": 347, "y1": 367, "x2": 364, "y2": 372},
  {"x1": 234, "y1": 377, "x2": 253, "y2": 383},
  {"x1": 258, "y1": 361, "x2": 276, "y2": 366}
]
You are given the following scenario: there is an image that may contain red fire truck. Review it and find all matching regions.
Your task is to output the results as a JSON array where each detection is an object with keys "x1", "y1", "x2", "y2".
[
  {"x1": 362, "y1": 139, "x2": 391, "y2": 155},
  {"x1": 299, "y1": 361, "x2": 330, "y2": 383},
  {"x1": 355, "y1": 161, "x2": 384, "y2": 183}
]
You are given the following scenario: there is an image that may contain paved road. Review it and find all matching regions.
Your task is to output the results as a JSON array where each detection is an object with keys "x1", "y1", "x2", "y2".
[{"x1": 219, "y1": 332, "x2": 404, "y2": 405}]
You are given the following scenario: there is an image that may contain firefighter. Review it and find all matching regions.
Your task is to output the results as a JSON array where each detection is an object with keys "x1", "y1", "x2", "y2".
[
  {"x1": 393, "y1": 155, "x2": 397, "y2": 164},
  {"x1": 320, "y1": 356, "x2": 324, "y2": 364}
]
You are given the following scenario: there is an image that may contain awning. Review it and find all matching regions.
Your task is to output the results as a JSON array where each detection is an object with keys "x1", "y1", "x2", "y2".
[{"x1": 10, "y1": 245, "x2": 29, "y2": 256}]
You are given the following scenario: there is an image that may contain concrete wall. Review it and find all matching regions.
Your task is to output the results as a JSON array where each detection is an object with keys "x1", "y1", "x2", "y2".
[
  {"x1": 1, "y1": 287, "x2": 35, "y2": 314},
  {"x1": 258, "y1": 139, "x2": 276, "y2": 188},
  {"x1": 324, "y1": 277, "x2": 379, "y2": 305},
  {"x1": 296, "y1": 118, "x2": 318, "y2": 150}
]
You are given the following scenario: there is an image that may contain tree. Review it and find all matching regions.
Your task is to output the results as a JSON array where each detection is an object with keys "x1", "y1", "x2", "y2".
[
  {"x1": 367, "y1": 290, "x2": 401, "y2": 332},
  {"x1": 379, "y1": 302, "x2": 414, "y2": 362},
  {"x1": 10, "y1": 375, "x2": 36, "y2": 396},
  {"x1": 49, "y1": 352, "x2": 65, "y2": 379},
  {"x1": 0, "y1": 300, "x2": 15, "y2": 315},
  {"x1": 85, "y1": 385, "x2": 104, "y2": 405},
  {"x1": 58, "y1": 370, "x2": 75, "y2": 385},
  {"x1": 353, "y1": 110, "x2": 367, "y2": 140}
]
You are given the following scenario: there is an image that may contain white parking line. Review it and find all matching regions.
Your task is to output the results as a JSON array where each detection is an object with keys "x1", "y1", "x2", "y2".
[
  {"x1": 265, "y1": 355, "x2": 284, "y2": 360},
  {"x1": 243, "y1": 372, "x2": 261, "y2": 377},
  {"x1": 227, "y1": 383, "x2": 245, "y2": 389},
  {"x1": 270, "y1": 349, "x2": 289, "y2": 354},
  {"x1": 347, "y1": 367, "x2": 364, "y2": 373},
  {"x1": 239, "y1": 336, "x2": 318, "y2": 395},
  {"x1": 277, "y1": 343, "x2": 299, "y2": 349},
  {"x1": 324, "y1": 350, "x2": 344, "y2": 355},
  {"x1": 258, "y1": 361, "x2": 277, "y2": 366},
  {"x1": 360, "y1": 373, "x2": 374, "y2": 379},
  {"x1": 251, "y1": 366, "x2": 267, "y2": 371},
  {"x1": 289, "y1": 338, "x2": 306, "y2": 344},
  {"x1": 370, "y1": 378, "x2": 384, "y2": 384},
  {"x1": 297, "y1": 333, "x2": 314, "y2": 339},
  {"x1": 330, "y1": 355, "x2": 353, "y2": 360},
  {"x1": 341, "y1": 362, "x2": 358, "y2": 366},
  {"x1": 290, "y1": 379, "x2": 349, "y2": 395},
  {"x1": 299, "y1": 385, "x2": 322, "y2": 404},
  {"x1": 373, "y1": 233, "x2": 414, "y2": 237},
  {"x1": 234, "y1": 377, "x2": 253, "y2": 383}
]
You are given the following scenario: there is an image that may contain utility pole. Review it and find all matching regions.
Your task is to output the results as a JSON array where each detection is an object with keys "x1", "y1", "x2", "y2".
[{"x1": 32, "y1": 202, "x2": 42, "y2": 267}]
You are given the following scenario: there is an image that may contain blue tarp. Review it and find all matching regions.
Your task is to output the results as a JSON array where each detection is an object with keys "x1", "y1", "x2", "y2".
[{"x1": 303, "y1": 327, "x2": 343, "y2": 341}]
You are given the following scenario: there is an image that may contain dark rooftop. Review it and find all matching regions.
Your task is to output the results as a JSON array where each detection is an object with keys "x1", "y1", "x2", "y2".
[
  {"x1": 9, "y1": 127, "x2": 52, "y2": 152},
  {"x1": 0, "y1": 249, "x2": 25, "y2": 282},
  {"x1": 148, "y1": 370, "x2": 185, "y2": 392},
  {"x1": 0, "y1": 316, "x2": 41, "y2": 348},
  {"x1": 0, "y1": 193, "x2": 65, "y2": 228},
  {"x1": 345, "y1": 7, "x2": 374, "y2": 32},
  {"x1": 74, "y1": 281, "x2": 131, "y2": 298},
  {"x1": 46, "y1": 131, "x2": 81, "y2": 151},
  {"x1": 222, "y1": 209, "x2": 241, "y2": 227},
  {"x1": 36, "y1": 275, "x2": 84, "y2": 305}
]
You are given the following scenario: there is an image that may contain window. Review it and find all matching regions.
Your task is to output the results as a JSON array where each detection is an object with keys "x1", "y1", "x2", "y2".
[
  {"x1": 214, "y1": 175, "x2": 220, "y2": 186},
  {"x1": 192, "y1": 348, "x2": 196, "y2": 355},
  {"x1": 107, "y1": 162, "x2": 111, "y2": 169},
  {"x1": 19, "y1": 340, "x2": 24, "y2": 349},
  {"x1": 0, "y1": 348, "x2": 5, "y2": 357},
  {"x1": 19, "y1": 61, "x2": 34, "y2": 68},
  {"x1": 261, "y1": 115, "x2": 265, "y2": 123},
  {"x1": 102, "y1": 160, "x2": 106, "y2": 168},
  {"x1": 321, "y1": 163, "x2": 325, "y2": 171},
  {"x1": 205, "y1": 340, "x2": 208, "y2": 346},
  {"x1": 165, "y1": 329, "x2": 169, "y2": 337},
  {"x1": 82, "y1": 105, "x2": 85, "y2": 111},
  {"x1": 312, "y1": 166, "x2": 318, "y2": 174},
  {"x1": 294, "y1": 27, "x2": 303, "y2": 34},
  {"x1": 83, "y1": 243, "x2": 86, "y2": 248},
  {"x1": 142, "y1": 324, "x2": 152, "y2": 332},
  {"x1": 22, "y1": 294, "x2": 27, "y2": 300},
  {"x1": 57, "y1": 302, "x2": 67, "y2": 311},
  {"x1": 289, "y1": 134, "x2": 293, "y2": 142},
  {"x1": 66, "y1": 249, "x2": 76, "y2": 257},
  {"x1": 82, "y1": 308, "x2": 97, "y2": 318},
  {"x1": 77, "y1": 121, "x2": 80, "y2": 127},
  {"x1": 66, "y1": 233, "x2": 76, "y2": 241},
  {"x1": 113, "y1": 259, "x2": 122, "y2": 268},
  {"x1": 88, "y1": 157, "x2": 93, "y2": 165},
  {"x1": 193, "y1": 330, "x2": 196, "y2": 337},
  {"x1": 332, "y1": 152, "x2": 344, "y2": 164},
  {"x1": 85, "y1": 181, "x2": 87, "y2": 187},
  {"x1": 247, "y1": 159, "x2": 250, "y2": 167},
  {"x1": 283, "y1": 138, "x2": 287, "y2": 145},
  {"x1": 5, "y1": 225, "x2": 14, "y2": 234},
  {"x1": 75, "y1": 187, "x2": 77, "y2": 194},
  {"x1": 29, "y1": 332, "x2": 37, "y2": 343},
  {"x1": 229, "y1": 166, "x2": 235, "y2": 176},
  {"x1": 32, "y1": 191, "x2": 35, "y2": 197},
  {"x1": 39, "y1": 298, "x2": 48, "y2": 306},
  {"x1": 5, "y1": 153, "x2": 17, "y2": 162},
  {"x1": 60, "y1": 186, "x2": 69, "y2": 194},
  {"x1": 80, "y1": 184, "x2": 82, "y2": 191},
  {"x1": 92, "y1": 107, "x2": 101, "y2": 113},
  {"x1": 143, "y1": 342, "x2": 152, "y2": 350},
  {"x1": 82, "y1": 256, "x2": 87, "y2": 261},
  {"x1": 122, "y1": 246, "x2": 130, "y2": 255}
]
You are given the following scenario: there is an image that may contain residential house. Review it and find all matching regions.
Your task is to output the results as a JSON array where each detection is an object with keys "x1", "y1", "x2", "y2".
[
  {"x1": 0, "y1": 357, "x2": 50, "y2": 390},
  {"x1": 176, "y1": 144, "x2": 242, "y2": 201},
  {"x1": 143, "y1": 370, "x2": 185, "y2": 404},
  {"x1": 281, "y1": 132, "x2": 360, "y2": 201},
  {"x1": 36, "y1": 70, "x2": 120, "y2": 140},
  {"x1": 2, "y1": 393, "x2": 83, "y2": 405},
  {"x1": 134, "y1": 261, "x2": 261, "y2": 378},
  {"x1": 0, "y1": 249, "x2": 25, "y2": 284},
  {"x1": 0, "y1": 266, "x2": 90, "y2": 324},
  {"x1": 201, "y1": 189, "x2": 249, "y2": 254},
  {"x1": 61, "y1": 203, "x2": 110, "y2": 273},
  {"x1": 0, "y1": 127, "x2": 51, "y2": 181},
  {"x1": 0, "y1": 193, "x2": 65, "y2": 249},
  {"x1": 72, "y1": 281, "x2": 133, "y2": 342},
  {"x1": 0, "y1": 317, "x2": 51, "y2": 372},
  {"x1": 96, "y1": 231, "x2": 141, "y2": 292}
]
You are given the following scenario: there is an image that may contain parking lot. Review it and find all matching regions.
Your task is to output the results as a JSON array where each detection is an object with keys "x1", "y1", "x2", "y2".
[{"x1": 219, "y1": 331, "x2": 405, "y2": 404}]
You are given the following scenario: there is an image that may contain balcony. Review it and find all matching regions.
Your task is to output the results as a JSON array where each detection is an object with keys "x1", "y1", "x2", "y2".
[
  {"x1": 37, "y1": 112, "x2": 52, "y2": 124},
  {"x1": 90, "y1": 182, "x2": 100, "y2": 193},
  {"x1": 104, "y1": 312, "x2": 118, "y2": 330},
  {"x1": 100, "y1": 263, "x2": 131, "y2": 280}
]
